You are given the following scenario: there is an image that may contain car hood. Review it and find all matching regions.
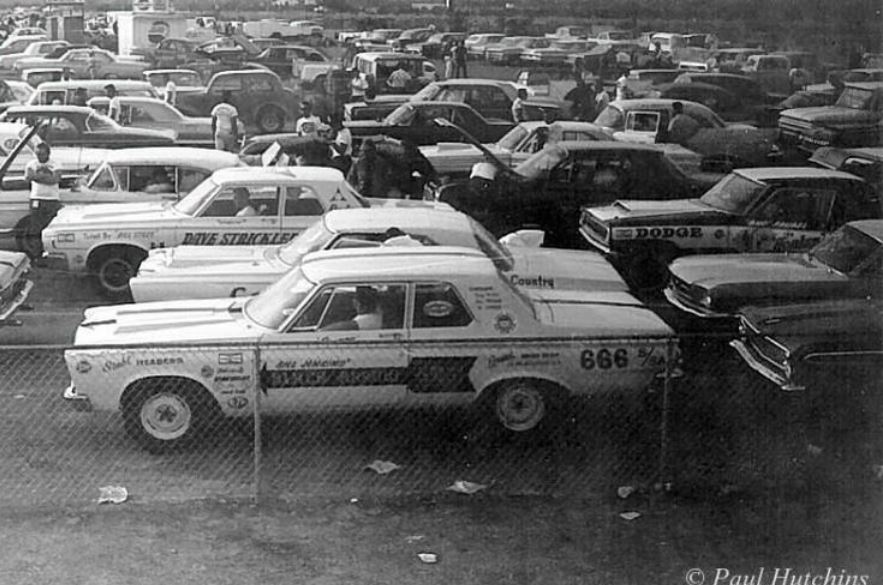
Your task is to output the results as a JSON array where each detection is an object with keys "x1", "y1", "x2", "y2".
[
  {"x1": 508, "y1": 247, "x2": 628, "y2": 292},
  {"x1": 670, "y1": 253, "x2": 848, "y2": 295},
  {"x1": 780, "y1": 106, "x2": 880, "y2": 126},
  {"x1": 50, "y1": 201, "x2": 177, "y2": 227},
  {"x1": 75, "y1": 298, "x2": 263, "y2": 345},
  {"x1": 740, "y1": 299, "x2": 882, "y2": 353},
  {"x1": 141, "y1": 245, "x2": 274, "y2": 271},
  {"x1": 586, "y1": 198, "x2": 721, "y2": 224},
  {"x1": 530, "y1": 289, "x2": 674, "y2": 337}
]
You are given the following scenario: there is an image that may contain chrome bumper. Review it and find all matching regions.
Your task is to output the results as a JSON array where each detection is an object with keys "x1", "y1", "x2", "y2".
[
  {"x1": 0, "y1": 279, "x2": 34, "y2": 325},
  {"x1": 63, "y1": 383, "x2": 93, "y2": 412},
  {"x1": 730, "y1": 340, "x2": 805, "y2": 392}
]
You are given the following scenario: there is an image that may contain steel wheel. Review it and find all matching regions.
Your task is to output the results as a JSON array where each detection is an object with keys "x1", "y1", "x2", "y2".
[
  {"x1": 495, "y1": 380, "x2": 547, "y2": 432},
  {"x1": 257, "y1": 106, "x2": 284, "y2": 133},
  {"x1": 139, "y1": 391, "x2": 193, "y2": 443}
]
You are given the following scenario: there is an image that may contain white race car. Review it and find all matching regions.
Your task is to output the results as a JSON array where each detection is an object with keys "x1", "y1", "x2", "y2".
[
  {"x1": 130, "y1": 207, "x2": 629, "y2": 302},
  {"x1": 63, "y1": 246, "x2": 676, "y2": 452},
  {"x1": 42, "y1": 166, "x2": 449, "y2": 298}
]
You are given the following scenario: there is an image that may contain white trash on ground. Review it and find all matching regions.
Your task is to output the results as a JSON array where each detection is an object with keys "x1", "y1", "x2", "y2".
[
  {"x1": 446, "y1": 480, "x2": 487, "y2": 495},
  {"x1": 417, "y1": 553, "x2": 438, "y2": 564},
  {"x1": 619, "y1": 511, "x2": 641, "y2": 521},
  {"x1": 364, "y1": 460, "x2": 402, "y2": 475},
  {"x1": 97, "y1": 485, "x2": 128, "y2": 504}
]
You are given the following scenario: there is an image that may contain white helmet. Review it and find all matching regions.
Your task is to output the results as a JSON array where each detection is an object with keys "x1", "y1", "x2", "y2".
[{"x1": 470, "y1": 162, "x2": 497, "y2": 181}]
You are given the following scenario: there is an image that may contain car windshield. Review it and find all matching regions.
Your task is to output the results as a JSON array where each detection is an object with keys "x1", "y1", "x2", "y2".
[
  {"x1": 835, "y1": 86, "x2": 875, "y2": 110},
  {"x1": 276, "y1": 218, "x2": 334, "y2": 265},
  {"x1": 698, "y1": 173, "x2": 766, "y2": 214},
  {"x1": 513, "y1": 144, "x2": 566, "y2": 179},
  {"x1": 605, "y1": 31, "x2": 631, "y2": 41},
  {"x1": 172, "y1": 177, "x2": 217, "y2": 215},
  {"x1": 810, "y1": 225, "x2": 880, "y2": 274},
  {"x1": 497, "y1": 125, "x2": 529, "y2": 151},
  {"x1": 593, "y1": 105, "x2": 624, "y2": 130},
  {"x1": 85, "y1": 112, "x2": 117, "y2": 132},
  {"x1": 166, "y1": 71, "x2": 201, "y2": 86},
  {"x1": 244, "y1": 266, "x2": 316, "y2": 330}
]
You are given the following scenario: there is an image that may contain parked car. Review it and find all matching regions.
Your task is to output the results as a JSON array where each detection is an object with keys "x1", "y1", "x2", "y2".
[
  {"x1": 670, "y1": 72, "x2": 776, "y2": 115},
  {"x1": 0, "y1": 35, "x2": 47, "y2": 58},
  {"x1": 436, "y1": 141, "x2": 712, "y2": 248},
  {"x1": 595, "y1": 99, "x2": 782, "y2": 171},
  {"x1": 387, "y1": 27, "x2": 434, "y2": 52},
  {"x1": 413, "y1": 32, "x2": 467, "y2": 59},
  {"x1": 251, "y1": 44, "x2": 331, "y2": 80},
  {"x1": 349, "y1": 52, "x2": 438, "y2": 95},
  {"x1": 665, "y1": 220, "x2": 883, "y2": 319},
  {"x1": 617, "y1": 68, "x2": 682, "y2": 98},
  {"x1": 520, "y1": 39, "x2": 591, "y2": 67},
  {"x1": 420, "y1": 120, "x2": 613, "y2": 179},
  {"x1": 809, "y1": 146, "x2": 882, "y2": 185},
  {"x1": 27, "y1": 80, "x2": 160, "y2": 106},
  {"x1": 42, "y1": 166, "x2": 448, "y2": 298},
  {"x1": 740, "y1": 53, "x2": 794, "y2": 95},
  {"x1": 175, "y1": 69, "x2": 299, "y2": 134},
  {"x1": 0, "y1": 250, "x2": 32, "y2": 326},
  {"x1": 486, "y1": 37, "x2": 551, "y2": 66},
  {"x1": 132, "y1": 37, "x2": 201, "y2": 70},
  {"x1": 62, "y1": 245, "x2": 675, "y2": 452},
  {"x1": 14, "y1": 47, "x2": 151, "y2": 80},
  {"x1": 345, "y1": 101, "x2": 514, "y2": 147},
  {"x1": 1, "y1": 105, "x2": 175, "y2": 149},
  {"x1": 130, "y1": 207, "x2": 629, "y2": 301},
  {"x1": 732, "y1": 298, "x2": 883, "y2": 392},
  {"x1": 464, "y1": 33, "x2": 505, "y2": 59},
  {"x1": 90, "y1": 96, "x2": 215, "y2": 147},
  {"x1": 20, "y1": 67, "x2": 66, "y2": 88},
  {"x1": 411, "y1": 78, "x2": 563, "y2": 123},
  {"x1": 0, "y1": 40, "x2": 68, "y2": 70},
  {"x1": 580, "y1": 168, "x2": 880, "y2": 288},
  {"x1": 778, "y1": 82, "x2": 883, "y2": 153}
]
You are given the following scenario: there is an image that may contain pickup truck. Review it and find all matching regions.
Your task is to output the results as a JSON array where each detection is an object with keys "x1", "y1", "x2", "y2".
[
  {"x1": 778, "y1": 82, "x2": 883, "y2": 153},
  {"x1": 174, "y1": 70, "x2": 299, "y2": 134}
]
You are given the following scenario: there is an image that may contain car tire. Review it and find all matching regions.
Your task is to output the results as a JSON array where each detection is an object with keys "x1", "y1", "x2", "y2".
[
  {"x1": 623, "y1": 246, "x2": 675, "y2": 292},
  {"x1": 93, "y1": 248, "x2": 146, "y2": 300},
  {"x1": 256, "y1": 105, "x2": 286, "y2": 134},
  {"x1": 492, "y1": 379, "x2": 561, "y2": 433},
  {"x1": 124, "y1": 380, "x2": 218, "y2": 453}
]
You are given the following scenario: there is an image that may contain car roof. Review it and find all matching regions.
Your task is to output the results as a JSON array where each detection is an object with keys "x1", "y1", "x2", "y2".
[
  {"x1": 210, "y1": 165, "x2": 345, "y2": 184},
  {"x1": 324, "y1": 207, "x2": 470, "y2": 234},
  {"x1": 6, "y1": 104, "x2": 93, "y2": 115},
  {"x1": 144, "y1": 68, "x2": 200, "y2": 75},
  {"x1": 849, "y1": 220, "x2": 883, "y2": 242},
  {"x1": 34, "y1": 80, "x2": 154, "y2": 90},
  {"x1": 302, "y1": 246, "x2": 493, "y2": 283},
  {"x1": 843, "y1": 81, "x2": 883, "y2": 90},
  {"x1": 433, "y1": 78, "x2": 514, "y2": 88},
  {"x1": 551, "y1": 140, "x2": 664, "y2": 153},
  {"x1": 102, "y1": 147, "x2": 241, "y2": 166},
  {"x1": 734, "y1": 167, "x2": 863, "y2": 182},
  {"x1": 355, "y1": 52, "x2": 426, "y2": 61}
]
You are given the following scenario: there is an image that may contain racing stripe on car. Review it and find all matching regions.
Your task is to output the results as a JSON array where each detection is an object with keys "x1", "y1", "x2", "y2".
[
  {"x1": 260, "y1": 356, "x2": 477, "y2": 393},
  {"x1": 402, "y1": 357, "x2": 476, "y2": 394}
]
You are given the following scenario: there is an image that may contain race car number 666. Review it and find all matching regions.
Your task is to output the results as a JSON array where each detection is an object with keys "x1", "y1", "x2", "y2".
[{"x1": 580, "y1": 348, "x2": 628, "y2": 370}]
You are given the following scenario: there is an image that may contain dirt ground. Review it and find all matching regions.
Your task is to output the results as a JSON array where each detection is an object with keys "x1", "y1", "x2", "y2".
[{"x1": 2, "y1": 479, "x2": 881, "y2": 585}]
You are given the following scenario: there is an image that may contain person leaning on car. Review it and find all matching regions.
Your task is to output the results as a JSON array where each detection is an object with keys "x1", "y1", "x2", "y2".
[
  {"x1": 23, "y1": 143, "x2": 61, "y2": 255},
  {"x1": 666, "y1": 101, "x2": 700, "y2": 146}
]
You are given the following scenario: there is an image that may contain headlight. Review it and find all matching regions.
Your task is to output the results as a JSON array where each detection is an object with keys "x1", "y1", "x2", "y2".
[
  {"x1": 700, "y1": 294, "x2": 713, "y2": 308},
  {"x1": 53, "y1": 233, "x2": 76, "y2": 244}
]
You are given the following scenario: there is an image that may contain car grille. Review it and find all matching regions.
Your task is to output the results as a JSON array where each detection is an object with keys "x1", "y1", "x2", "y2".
[
  {"x1": 0, "y1": 274, "x2": 28, "y2": 308},
  {"x1": 667, "y1": 275, "x2": 707, "y2": 313},
  {"x1": 739, "y1": 317, "x2": 790, "y2": 378},
  {"x1": 580, "y1": 210, "x2": 609, "y2": 242}
]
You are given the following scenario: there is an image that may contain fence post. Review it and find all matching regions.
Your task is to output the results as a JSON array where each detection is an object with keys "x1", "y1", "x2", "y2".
[
  {"x1": 658, "y1": 337, "x2": 676, "y2": 491},
  {"x1": 252, "y1": 343, "x2": 262, "y2": 505}
]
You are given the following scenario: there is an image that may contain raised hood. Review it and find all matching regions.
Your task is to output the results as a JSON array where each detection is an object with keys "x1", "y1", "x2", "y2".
[
  {"x1": 530, "y1": 289, "x2": 674, "y2": 337},
  {"x1": 143, "y1": 245, "x2": 274, "y2": 270},
  {"x1": 587, "y1": 198, "x2": 719, "y2": 224},
  {"x1": 508, "y1": 248, "x2": 628, "y2": 292},
  {"x1": 75, "y1": 298, "x2": 262, "y2": 345},
  {"x1": 50, "y1": 201, "x2": 177, "y2": 226}
]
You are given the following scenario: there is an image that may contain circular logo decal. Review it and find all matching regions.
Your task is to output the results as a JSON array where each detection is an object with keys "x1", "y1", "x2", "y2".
[
  {"x1": 423, "y1": 300, "x2": 454, "y2": 318},
  {"x1": 494, "y1": 313, "x2": 516, "y2": 334},
  {"x1": 227, "y1": 396, "x2": 248, "y2": 410},
  {"x1": 714, "y1": 229, "x2": 725, "y2": 239},
  {"x1": 200, "y1": 365, "x2": 214, "y2": 378},
  {"x1": 147, "y1": 21, "x2": 171, "y2": 44},
  {"x1": 76, "y1": 360, "x2": 92, "y2": 374}
]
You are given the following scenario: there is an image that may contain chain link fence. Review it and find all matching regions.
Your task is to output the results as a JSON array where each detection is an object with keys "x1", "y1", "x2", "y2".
[{"x1": 0, "y1": 333, "x2": 879, "y2": 507}]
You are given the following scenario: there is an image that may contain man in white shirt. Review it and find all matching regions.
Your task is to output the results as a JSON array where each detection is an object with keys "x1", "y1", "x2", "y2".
[
  {"x1": 295, "y1": 100, "x2": 322, "y2": 136},
  {"x1": 23, "y1": 143, "x2": 61, "y2": 257},
  {"x1": 351, "y1": 287, "x2": 382, "y2": 330},
  {"x1": 211, "y1": 91, "x2": 239, "y2": 152},
  {"x1": 386, "y1": 63, "x2": 412, "y2": 90},
  {"x1": 233, "y1": 188, "x2": 257, "y2": 217}
]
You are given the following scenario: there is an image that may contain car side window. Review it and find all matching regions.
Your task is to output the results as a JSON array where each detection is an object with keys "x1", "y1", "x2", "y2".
[
  {"x1": 752, "y1": 188, "x2": 837, "y2": 230},
  {"x1": 129, "y1": 106, "x2": 155, "y2": 123},
  {"x1": 412, "y1": 282, "x2": 472, "y2": 329},
  {"x1": 203, "y1": 185, "x2": 279, "y2": 217},
  {"x1": 298, "y1": 284, "x2": 407, "y2": 331},
  {"x1": 210, "y1": 76, "x2": 242, "y2": 93},
  {"x1": 129, "y1": 165, "x2": 175, "y2": 193},
  {"x1": 283, "y1": 186, "x2": 324, "y2": 216},
  {"x1": 47, "y1": 117, "x2": 78, "y2": 139},
  {"x1": 247, "y1": 74, "x2": 274, "y2": 92},
  {"x1": 90, "y1": 166, "x2": 119, "y2": 191},
  {"x1": 177, "y1": 168, "x2": 210, "y2": 194}
]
